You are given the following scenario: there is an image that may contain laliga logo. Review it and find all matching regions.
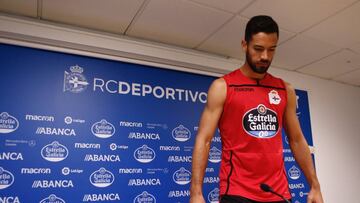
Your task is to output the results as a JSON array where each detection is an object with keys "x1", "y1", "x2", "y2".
[
  {"x1": 41, "y1": 141, "x2": 68, "y2": 162},
  {"x1": 133, "y1": 191, "x2": 156, "y2": 203},
  {"x1": 91, "y1": 119, "x2": 115, "y2": 139},
  {"x1": 134, "y1": 145, "x2": 156, "y2": 163},
  {"x1": 208, "y1": 147, "x2": 221, "y2": 163},
  {"x1": 172, "y1": 125, "x2": 191, "y2": 142},
  {"x1": 0, "y1": 112, "x2": 19, "y2": 134},
  {"x1": 173, "y1": 167, "x2": 191, "y2": 185},
  {"x1": 90, "y1": 167, "x2": 115, "y2": 188},
  {"x1": 39, "y1": 194, "x2": 66, "y2": 203},
  {"x1": 288, "y1": 165, "x2": 301, "y2": 180},
  {"x1": 63, "y1": 65, "x2": 89, "y2": 93},
  {"x1": 0, "y1": 167, "x2": 14, "y2": 189},
  {"x1": 208, "y1": 188, "x2": 220, "y2": 203}
]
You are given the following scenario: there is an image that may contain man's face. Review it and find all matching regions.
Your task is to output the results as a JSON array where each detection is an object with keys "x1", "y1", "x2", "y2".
[{"x1": 243, "y1": 32, "x2": 278, "y2": 74}]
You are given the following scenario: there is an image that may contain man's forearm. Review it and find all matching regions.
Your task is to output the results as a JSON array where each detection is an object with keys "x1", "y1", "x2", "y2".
[
  {"x1": 190, "y1": 138, "x2": 211, "y2": 195},
  {"x1": 290, "y1": 138, "x2": 320, "y2": 188}
]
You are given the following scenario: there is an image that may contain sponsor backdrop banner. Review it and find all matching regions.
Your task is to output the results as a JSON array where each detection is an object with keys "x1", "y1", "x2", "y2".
[{"x1": 0, "y1": 43, "x2": 314, "y2": 203}]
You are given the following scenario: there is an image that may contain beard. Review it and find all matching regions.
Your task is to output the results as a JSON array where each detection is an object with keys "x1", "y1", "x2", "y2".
[{"x1": 246, "y1": 51, "x2": 271, "y2": 74}]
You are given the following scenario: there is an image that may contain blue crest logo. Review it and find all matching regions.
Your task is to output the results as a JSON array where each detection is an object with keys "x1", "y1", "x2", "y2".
[
  {"x1": 0, "y1": 112, "x2": 19, "y2": 134},
  {"x1": 208, "y1": 188, "x2": 220, "y2": 203},
  {"x1": 288, "y1": 165, "x2": 301, "y2": 180},
  {"x1": 91, "y1": 119, "x2": 115, "y2": 139},
  {"x1": 172, "y1": 125, "x2": 191, "y2": 142},
  {"x1": 63, "y1": 65, "x2": 89, "y2": 93},
  {"x1": 0, "y1": 167, "x2": 14, "y2": 189},
  {"x1": 133, "y1": 191, "x2": 156, "y2": 203},
  {"x1": 90, "y1": 167, "x2": 115, "y2": 188},
  {"x1": 134, "y1": 145, "x2": 156, "y2": 163},
  {"x1": 208, "y1": 147, "x2": 221, "y2": 163},
  {"x1": 39, "y1": 194, "x2": 66, "y2": 203},
  {"x1": 172, "y1": 167, "x2": 191, "y2": 185},
  {"x1": 242, "y1": 104, "x2": 279, "y2": 138},
  {"x1": 41, "y1": 141, "x2": 68, "y2": 162}
]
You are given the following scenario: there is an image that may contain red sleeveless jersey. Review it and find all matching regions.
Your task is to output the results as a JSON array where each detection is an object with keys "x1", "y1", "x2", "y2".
[{"x1": 219, "y1": 69, "x2": 291, "y2": 201}]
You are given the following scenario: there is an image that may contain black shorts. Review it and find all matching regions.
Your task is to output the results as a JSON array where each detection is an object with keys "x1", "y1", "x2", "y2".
[{"x1": 220, "y1": 195, "x2": 291, "y2": 203}]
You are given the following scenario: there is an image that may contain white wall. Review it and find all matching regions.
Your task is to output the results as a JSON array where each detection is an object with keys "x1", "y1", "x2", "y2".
[{"x1": 1, "y1": 14, "x2": 359, "y2": 203}]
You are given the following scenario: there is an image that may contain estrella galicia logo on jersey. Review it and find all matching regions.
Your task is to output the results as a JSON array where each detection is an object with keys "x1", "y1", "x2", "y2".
[
  {"x1": 63, "y1": 65, "x2": 89, "y2": 93},
  {"x1": 208, "y1": 188, "x2": 220, "y2": 203},
  {"x1": 288, "y1": 165, "x2": 301, "y2": 180},
  {"x1": 41, "y1": 141, "x2": 68, "y2": 162},
  {"x1": 208, "y1": 147, "x2": 221, "y2": 163},
  {"x1": 0, "y1": 167, "x2": 14, "y2": 189},
  {"x1": 172, "y1": 167, "x2": 191, "y2": 185},
  {"x1": 0, "y1": 112, "x2": 19, "y2": 134},
  {"x1": 134, "y1": 145, "x2": 156, "y2": 163},
  {"x1": 172, "y1": 125, "x2": 191, "y2": 142},
  {"x1": 243, "y1": 104, "x2": 279, "y2": 138},
  {"x1": 91, "y1": 119, "x2": 115, "y2": 139},
  {"x1": 90, "y1": 168, "x2": 115, "y2": 188},
  {"x1": 133, "y1": 191, "x2": 156, "y2": 203},
  {"x1": 40, "y1": 194, "x2": 66, "y2": 203},
  {"x1": 269, "y1": 90, "x2": 281, "y2": 105}
]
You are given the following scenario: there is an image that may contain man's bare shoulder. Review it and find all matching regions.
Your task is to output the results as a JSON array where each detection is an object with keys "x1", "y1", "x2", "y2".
[
  {"x1": 211, "y1": 77, "x2": 226, "y2": 90},
  {"x1": 206, "y1": 78, "x2": 227, "y2": 106},
  {"x1": 284, "y1": 81, "x2": 296, "y2": 95}
]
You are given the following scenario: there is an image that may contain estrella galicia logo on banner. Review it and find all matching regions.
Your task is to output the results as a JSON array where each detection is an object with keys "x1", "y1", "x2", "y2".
[
  {"x1": 172, "y1": 125, "x2": 191, "y2": 142},
  {"x1": 90, "y1": 168, "x2": 115, "y2": 188},
  {"x1": 242, "y1": 104, "x2": 279, "y2": 138},
  {"x1": 208, "y1": 147, "x2": 221, "y2": 163},
  {"x1": 0, "y1": 112, "x2": 19, "y2": 134},
  {"x1": 91, "y1": 119, "x2": 115, "y2": 139},
  {"x1": 288, "y1": 165, "x2": 301, "y2": 180},
  {"x1": 41, "y1": 141, "x2": 68, "y2": 162},
  {"x1": 173, "y1": 167, "x2": 191, "y2": 185},
  {"x1": 39, "y1": 194, "x2": 66, "y2": 203},
  {"x1": 134, "y1": 145, "x2": 155, "y2": 163},
  {"x1": 208, "y1": 188, "x2": 220, "y2": 203},
  {"x1": 63, "y1": 65, "x2": 89, "y2": 93},
  {"x1": 0, "y1": 167, "x2": 14, "y2": 189},
  {"x1": 133, "y1": 191, "x2": 156, "y2": 203}
]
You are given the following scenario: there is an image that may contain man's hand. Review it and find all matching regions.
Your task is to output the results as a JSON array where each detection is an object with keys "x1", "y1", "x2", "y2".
[{"x1": 307, "y1": 187, "x2": 324, "y2": 203}]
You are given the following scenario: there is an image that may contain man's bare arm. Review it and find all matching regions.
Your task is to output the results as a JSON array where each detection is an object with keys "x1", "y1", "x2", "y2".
[
  {"x1": 190, "y1": 78, "x2": 226, "y2": 203},
  {"x1": 284, "y1": 83, "x2": 323, "y2": 203}
]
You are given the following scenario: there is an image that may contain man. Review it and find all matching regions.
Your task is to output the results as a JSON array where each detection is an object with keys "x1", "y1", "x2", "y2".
[{"x1": 190, "y1": 15, "x2": 323, "y2": 203}]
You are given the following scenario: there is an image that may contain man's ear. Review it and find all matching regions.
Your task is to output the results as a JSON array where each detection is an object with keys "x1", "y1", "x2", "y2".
[{"x1": 241, "y1": 40, "x2": 247, "y2": 52}]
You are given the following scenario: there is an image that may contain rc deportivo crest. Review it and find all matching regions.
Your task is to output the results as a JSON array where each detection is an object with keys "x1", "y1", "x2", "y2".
[
  {"x1": 63, "y1": 65, "x2": 89, "y2": 93},
  {"x1": 242, "y1": 104, "x2": 279, "y2": 138},
  {"x1": 268, "y1": 90, "x2": 281, "y2": 105}
]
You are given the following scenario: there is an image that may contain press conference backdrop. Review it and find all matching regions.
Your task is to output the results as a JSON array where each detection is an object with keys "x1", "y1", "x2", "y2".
[{"x1": 0, "y1": 43, "x2": 314, "y2": 203}]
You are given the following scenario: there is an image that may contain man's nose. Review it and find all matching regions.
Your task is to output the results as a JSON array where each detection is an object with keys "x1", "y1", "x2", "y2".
[{"x1": 260, "y1": 50, "x2": 269, "y2": 60}]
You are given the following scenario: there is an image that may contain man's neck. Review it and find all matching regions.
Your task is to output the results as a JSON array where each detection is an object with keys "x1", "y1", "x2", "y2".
[{"x1": 240, "y1": 64, "x2": 267, "y2": 80}]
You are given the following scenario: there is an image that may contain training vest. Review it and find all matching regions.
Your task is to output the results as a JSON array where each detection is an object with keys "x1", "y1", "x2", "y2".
[{"x1": 219, "y1": 69, "x2": 291, "y2": 201}]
